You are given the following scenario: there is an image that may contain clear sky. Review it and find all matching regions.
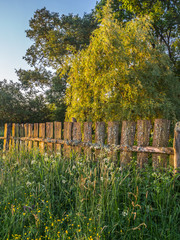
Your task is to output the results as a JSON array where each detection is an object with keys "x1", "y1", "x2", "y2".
[{"x1": 0, "y1": 0, "x2": 98, "y2": 82}]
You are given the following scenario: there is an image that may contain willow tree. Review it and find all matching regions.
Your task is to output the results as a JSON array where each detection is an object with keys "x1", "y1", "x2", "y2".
[{"x1": 65, "y1": 3, "x2": 180, "y2": 122}]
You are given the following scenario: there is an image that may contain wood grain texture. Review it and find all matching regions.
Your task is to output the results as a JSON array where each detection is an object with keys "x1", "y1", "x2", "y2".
[
  {"x1": 120, "y1": 121, "x2": 136, "y2": 167},
  {"x1": 152, "y1": 119, "x2": 170, "y2": 168},
  {"x1": 137, "y1": 120, "x2": 151, "y2": 168}
]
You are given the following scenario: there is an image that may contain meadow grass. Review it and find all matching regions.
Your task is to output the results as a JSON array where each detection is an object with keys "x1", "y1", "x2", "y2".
[
  {"x1": 0, "y1": 126, "x2": 4, "y2": 150},
  {"x1": 0, "y1": 148, "x2": 179, "y2": 240}
]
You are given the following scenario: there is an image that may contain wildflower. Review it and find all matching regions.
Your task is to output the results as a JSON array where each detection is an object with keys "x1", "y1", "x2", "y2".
[
  {"x1": 26, "y1": 181, "x2": 31, "y2": 187},
  {"x1": 122, "y1": 210, "x2": 128, "y2": 217},
  {"x1": 31, "y1": 160, "x2": 36, "y2": 165}
]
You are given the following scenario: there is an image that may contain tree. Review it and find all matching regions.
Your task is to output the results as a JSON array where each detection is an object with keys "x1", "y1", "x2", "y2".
[
  {"x1": 16, "y1": 8, "x2": 98, "y2": 122},
  {"x1": 65, "y1": 3, "x2": 180, "y2": 122},
  {"x1": 24, "y1": 8, "x2": 97, "y2": 70},
  {"x1": 96, "y1": 0, "x2": 180, "y2": 75},
  {"x1": 0, "y1": 80, "x2": 51, "y2": 123}
]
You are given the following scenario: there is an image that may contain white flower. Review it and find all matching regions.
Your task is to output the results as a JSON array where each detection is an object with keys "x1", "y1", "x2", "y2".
[
  {"x1": 122, "y1": 210, "x2": 128, "y2": 217},
  {"x1": 26, "y1": 181, "x2": 32, "y2": 187},
  {"x1": 31, "y1": 160, "x2": 36, "y2": 165}
]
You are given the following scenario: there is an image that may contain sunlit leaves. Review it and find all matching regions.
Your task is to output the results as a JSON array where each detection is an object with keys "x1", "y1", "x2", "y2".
[{"x1": 65, "y1": 3, "x2": 180, "y2": 122}]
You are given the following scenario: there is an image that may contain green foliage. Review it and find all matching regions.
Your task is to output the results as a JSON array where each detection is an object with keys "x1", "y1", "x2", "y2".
[
  {"x1": 95, "y1": 0, "x2": 180, "y2": 75},
  {"x1": 0, "y1": 80, "x2": 51, "y2": 123},
  {"x1": 24, "y1": 7, "x2": 97, "y2": 70},
  {"x1": 65, "y1": 4, "x2": 180, "y2": 122},
  {"x1": 16, "y1": 70, "x2": 67, "y2": 123},
  {"x1": 0, "y1": 149, "x2": 179, "y2": 239},
  {"x1": 15, "y1": 8, "x2": 97, "y2": 123}
]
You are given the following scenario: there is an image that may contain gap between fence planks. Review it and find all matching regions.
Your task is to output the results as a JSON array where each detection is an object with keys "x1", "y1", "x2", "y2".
[{"x1": 2, "y1": 119, "x2": 180, "y2": 172}]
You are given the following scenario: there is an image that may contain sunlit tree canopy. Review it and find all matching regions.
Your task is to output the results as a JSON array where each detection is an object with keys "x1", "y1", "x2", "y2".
[{"x1": 65, "y1": 3, "x2": 180, "y2": 122}]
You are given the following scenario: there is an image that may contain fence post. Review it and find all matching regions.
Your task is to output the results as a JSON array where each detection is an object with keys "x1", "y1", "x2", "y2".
[
  {"x1": 33, "y1": 123, "x2": 39, "y2": 148},
  {"x1": 46, "y1": 122, "x2": 54, "y2": 152},
  {"x1": 24, "y1": 123, "x2": 29, "y2": 151},
  {"x1": 11, "y1": 123, "x2": 16, "y2": 149},
  {"x1": 72, "y1": 122, "x2": 82, "y2": 155},
  {"x1": 173, "y1": 122, "x2": 180, "y2": 173},
  {"x1": 3, "y1": 123, "x2": 12, "y2": 151},
  {"x1": 15, "y1": 124, "x2": 19, "y2": 150},
  {"x1": 19, "y1": 124, "x2": 25, "y2": 150},
  {"x1": 28, "y1": 124, "x2": 33, "y2": 151},
  {"x1": 39, "y1": 123, "x2": 45, "y2": 153},
  {"x1": 84, "y1": 122, "x2": 92, "y2": 159},
  {"x1": 95, "y1": 122, "x2": 106, "y2": 159},
  {"x1": 120, "y1": 121, "x2": 136, "y2": 167},
  {"x1": 54, "y1": 122, "x2": 62, "y2": 153},
  {"x1": 152, "y1": 119, "x2": 170, "y2": 169},
  {"x1": 107, "y1": 122, "x2": 120, "y2": 161},
  {"x1": 63, "y1": 122, "x2": 73, "y2": 157},
  {"x1": 137, "y1": 120, "x2": 151, "y2": 168}
]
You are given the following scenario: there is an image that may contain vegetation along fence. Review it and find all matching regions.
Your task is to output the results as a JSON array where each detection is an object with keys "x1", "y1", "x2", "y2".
[{"x1": 0, "y1": 119, "x2": 180, "y2": 172}]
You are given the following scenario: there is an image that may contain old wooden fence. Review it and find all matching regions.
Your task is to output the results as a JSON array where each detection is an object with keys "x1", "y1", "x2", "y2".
[{"x1": 0, "y1": 119, "x2": 180, "y2": 171}]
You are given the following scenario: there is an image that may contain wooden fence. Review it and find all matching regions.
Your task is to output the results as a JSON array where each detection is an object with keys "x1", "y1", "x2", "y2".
[{"x1": 0, "y1": 119, "x2": 180, "y2": 172}]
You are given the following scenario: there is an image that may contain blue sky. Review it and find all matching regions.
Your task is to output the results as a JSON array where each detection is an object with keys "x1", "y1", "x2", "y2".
[{"x1": 0, "y1": 0, "x2": 98, "y2": 82}]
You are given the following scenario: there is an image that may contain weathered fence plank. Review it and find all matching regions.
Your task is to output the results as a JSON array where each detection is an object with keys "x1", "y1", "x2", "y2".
[
  {"x1": 84, "y1": 122, "x2": 92, "y2": 159},
  {"x1": 33, "y1": 123, "x2": 39, "y2": 148},
  {"x1": 24, "y1": 123, "x2": 29, "y2": 151},
  {"x1": 64, "y1": 122, "x2": 73, "y2": 157},
  {"x1": 54, "y1": 122, "x2": 62, "y2": 153},
  {"x1": 95, "y1": 122, "x2": 106, "y2": 159},
  {"x1": 28, "y1": 124, "x2": 33, "y2": 151},
  {"x1": 19, "y1": 124, "x2": 25, "y2": 150},
  {"x1": 173, "y1": 122, "x2": 180, "y2": 173},
  {"x1": 39, "y1": 123, "x2": 45, "y2": 153},
  {"x1": 107, "y1": 122, "x2": 120, "y2": 160},
  {"x1": 137, "y1": 120, "x2": 151, "y2": 168},
  {"x1": 120, "y1": 121, "x2": 136, "y2": 167},
  {"x1": 3, "y1": 123, "x2": 11, "y2": 151},
  {"x1": 11, "y1": 123, "x2": 16, "y2": 148},
  {"x1": 152, "y1": 119, "x2": 170, "y2": 168},
  {"x1": 72, "y1": 122, "x2": 82, "y2": 154},
  {"x1": 46, "y1": 122, "x2": 54, "y2": 152},
  {"x1": 15, "y1": 123, "x2": 19, "y2": 149}
]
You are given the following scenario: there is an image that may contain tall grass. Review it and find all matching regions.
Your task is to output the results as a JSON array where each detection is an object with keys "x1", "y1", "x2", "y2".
[
  {"x1": 0, "y1": 126, "x2": 4, "y2": 150},
  {"x1": 0, "y1": 149, "x2": 179, "y2": 240}
]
